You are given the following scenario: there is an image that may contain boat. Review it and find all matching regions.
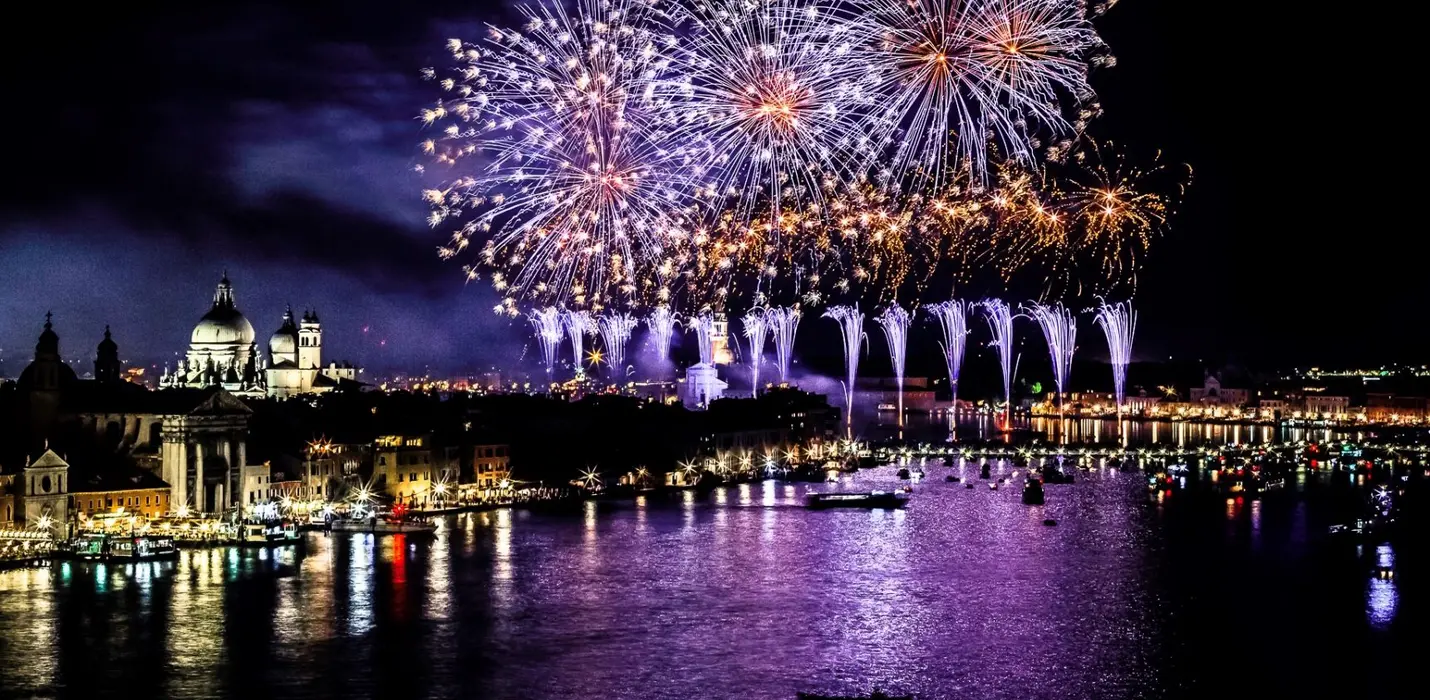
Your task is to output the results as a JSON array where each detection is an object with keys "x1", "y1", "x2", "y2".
[
  {"x1": 944, "y1": 475, "x2": 960, "y2": 483},
  {"x1": 330, "y1": 516, "x2": 437, "y2": 535},
  {"x1": 66, "y1": 532, "x2": 177, "y2": 561},
  {"x1": 805, "y1": 491, "x2": 909, "y2": 510},
  {"x1": 979, "y1": 463, "x2": 992, "y2": 479},
  {"x1": 896, "y1": 467, "x2": 912, "y2": 480},
  {"x1": 1041, "y1": 466, "x2": 1075, "y2": 484},
  {"x1": 1022, "y1": 478, "x2": 1046, "y2": 505},
  {"x1": 797, "y1": 691, "x2": 911, "y2": 700},
  {"x1": 331, "y1": 505, "x2": 437, "y2": 535},
  {"x1": 238, "y1": 520, "x2": 301, "y2": 546}
]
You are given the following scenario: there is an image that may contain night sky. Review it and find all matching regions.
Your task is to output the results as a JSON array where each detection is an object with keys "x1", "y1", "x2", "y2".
[{"x1": 0, "y1": 1, "x2": 1408, "y2": 379}]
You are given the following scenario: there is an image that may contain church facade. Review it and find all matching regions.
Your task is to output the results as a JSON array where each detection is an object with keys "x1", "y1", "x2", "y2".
[{"x1": 159, "y1": 274, "x2": 360, "y2": 398}]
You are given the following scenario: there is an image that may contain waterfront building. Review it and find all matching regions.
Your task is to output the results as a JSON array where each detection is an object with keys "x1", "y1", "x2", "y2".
[
  {"x1": 372, "y1": 435, "x2": 459, "y2": 507},
  {"x1": 1190, "y1": 373, "x2": 1249, "y2": 406},
  {"x1": 0, "y1": 449, "x2": 71, "y2": 536},
  {"x1": 302, "y1": 440, "x2": 366, "y2": 500},
  {"x1": 472, "y1": 444, "x2": 511, "y2": 489},
  {"x1": 241, "y1": 462, "x2": 274, "y2": 506},
  {"x1": 1304, "y1": 394, "x2": 1351, "y2": 417},
  {"x1": 68, "y1": 468, "x2": 171, "y2": 521}
]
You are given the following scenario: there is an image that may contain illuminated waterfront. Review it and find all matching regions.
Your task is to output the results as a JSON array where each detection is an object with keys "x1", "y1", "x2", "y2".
[{"x1": 1, "y1": 465, "x2": 1413, "y2": 699}]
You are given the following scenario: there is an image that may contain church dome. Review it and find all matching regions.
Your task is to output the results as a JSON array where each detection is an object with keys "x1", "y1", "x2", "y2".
[
  {"x1": 268, "y1": 306, "x2": 298, "y2": 357},
  {"x1": 191, "y1": 274, "x2": 256, "y2": 345}
]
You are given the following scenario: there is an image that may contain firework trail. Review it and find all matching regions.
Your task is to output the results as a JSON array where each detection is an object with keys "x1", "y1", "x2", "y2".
[
  {"x1": 597, "y1": 312, "x2": 639, "y2": 374},
  {"x1": 924, "y1": 299, "x2": 971, "y2": 409},
  {"x1": 875, "y1": 305, "x2": 914, "y2": 427},
  {"x1": 823, "y1": 305, "x2": 866, "y2": 430},
  {"x1": 688, "y1": 308, "x2": 718, "y2": 365},
  {"x1": 980, "y1": 298, "x2": 1016, "y2": 427},
  {"x1": 1092, "y1": 298, "x2": 1136, "y2": 422},
  {"x1": 765, "y1": 306, "x2": 802, "y2": 382},
  {"x1": 645, "y1": 305, "x2": 679, "y2": 370},
  {"x1": 528, "y1": 307, "x2": 563, "y2": 377},
  {"x1": 562, "y1": 309, "x2": 595, "y2": 373},
  {"x1": 854, "y1": 0, "x2": 1102, "y2": 185},
  {"x1": 743, "y1": 308, "x2": 770, "y2": 397},
  {"x1": 1025, "y1": 301, "x2": 1077, "y2": 423}
]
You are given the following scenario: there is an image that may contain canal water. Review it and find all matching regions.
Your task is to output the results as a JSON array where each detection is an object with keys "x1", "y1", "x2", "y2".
[{"x1": 0, "y1": 464, "x2": 1414, "y2": 699}]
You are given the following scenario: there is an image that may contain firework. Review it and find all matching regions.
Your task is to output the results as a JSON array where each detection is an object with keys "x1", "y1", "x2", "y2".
[
  {"x1": 687, "y1": 308, "x2": 717, "y2": 365},
  {"x1": 562, "y1": 309, "x2": 595, "y2": 372},
  {"x1": 823, "y1": 305, "x2": 866, "y2": 429},
  {"x1": 1092, "y1": 299, "x2": 1136, "y2": 422},
  {"x1": 742, "y1": 308, "x2": 770, "y2": 397},
  {"x1": 980, "y1": 298, "x2": 1016, "y2": 426},
  {"x1": 424, "y1": 0, "x2": 694, "y2": 307},
  {"x1": 1024, "y1": 301, "x2": 1076, "y2": 421},
  {"x1": 645, "y1": 305, "x2": 679, "y2": 369},
  {"x1": 1057, "y1": 142, "x2": 1190, "y2": 289},
  {"x1": 667, "y1": 0, "x2": 873, "y2": 225},
  {"x1": 528, "y1": 306, "x2": 563, "y2": 376},
  {"x1": 766, "y1": 305, "x2": 802, "y2": 381},
  {"x1": 924, "y1": 299, "x2": 971, "y2": 409},
  {"x1": 597, "y1": 312, "x2": 639, "y2": 373},
  {"x1": 875, "y1": 305, "x2": 914, "y2": 427},
  {"x1": 854, "y1": 0, "x2": 1102, "y2": 184}
]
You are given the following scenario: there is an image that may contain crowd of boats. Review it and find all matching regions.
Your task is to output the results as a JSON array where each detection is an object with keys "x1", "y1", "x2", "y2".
[{"x1": 46, "y1": 503, "x2": 442, "y2": 563}]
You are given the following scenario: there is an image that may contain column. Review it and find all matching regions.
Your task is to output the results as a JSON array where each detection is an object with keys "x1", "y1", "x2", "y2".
[
  {"x1": 219, "y1": 440, "x2": 233, "y2": 511},
  {"x1": 174, "y1": 440, "x2": 188, "y2": 512},
  {"x1": 193, "y1": 441, "x2": 205, "y2": 513},
  {"x1": 235, "y1": 438, "x2": 247, "y2": 508}
]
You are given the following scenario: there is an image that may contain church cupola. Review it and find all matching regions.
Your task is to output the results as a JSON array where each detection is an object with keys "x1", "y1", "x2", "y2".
[
  {"x1": 95, "y1": 325, "x2": 121, "y2": 383},
  {"x1": 36, "y1": 311, "x2": 60, "y2": 359},
  {"x1": 268, "y1": 305, "x2": 299, "y2": 365}
]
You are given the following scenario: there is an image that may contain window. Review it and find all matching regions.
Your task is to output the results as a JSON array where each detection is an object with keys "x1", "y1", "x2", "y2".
[
  {"x1": 398, "y1": 473, "x2": 404, "y2": 482},
  {"x1": 410, "y1": 472, "x2": 417, "y2": 482}
]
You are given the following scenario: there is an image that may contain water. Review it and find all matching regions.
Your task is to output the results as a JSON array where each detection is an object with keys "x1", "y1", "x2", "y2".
[{"x1": 1, "y1": 464, "x2": 1413, "y2": 699}]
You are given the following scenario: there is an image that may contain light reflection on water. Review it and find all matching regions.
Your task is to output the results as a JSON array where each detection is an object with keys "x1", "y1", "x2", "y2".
[{"x1": 0, "y1": 463, "x2": 1407, "y2": 699}]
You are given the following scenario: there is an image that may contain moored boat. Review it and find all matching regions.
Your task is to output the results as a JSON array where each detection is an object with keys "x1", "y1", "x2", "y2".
[
  {"x1": 65, "y1": 532, "x2": 177, "y2": 561},
  {"x1": 238, "y1": 520, "x2": 301, "y2": 546}
]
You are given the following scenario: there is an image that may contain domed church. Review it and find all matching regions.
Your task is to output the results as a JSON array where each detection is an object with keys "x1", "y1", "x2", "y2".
[
  {"x1": 160, "y1": 274, "x2": 360, "y2": 398},
  {"x1": 160, "y1": 274, "x2": 266, "y2": 397}
]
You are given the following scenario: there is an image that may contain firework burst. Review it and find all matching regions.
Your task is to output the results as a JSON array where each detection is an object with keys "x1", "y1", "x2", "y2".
[
  {"x1": 424, "y1": 0, "x2": 694, "y2": 308},
  {"x1": 855, "y1": 0, "x2": 1102, "y2": 184}
]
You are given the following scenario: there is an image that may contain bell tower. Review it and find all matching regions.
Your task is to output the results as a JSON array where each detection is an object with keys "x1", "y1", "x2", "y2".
[{"x1": 298, "y1": 309, "x2": 322, "y2": 370}]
